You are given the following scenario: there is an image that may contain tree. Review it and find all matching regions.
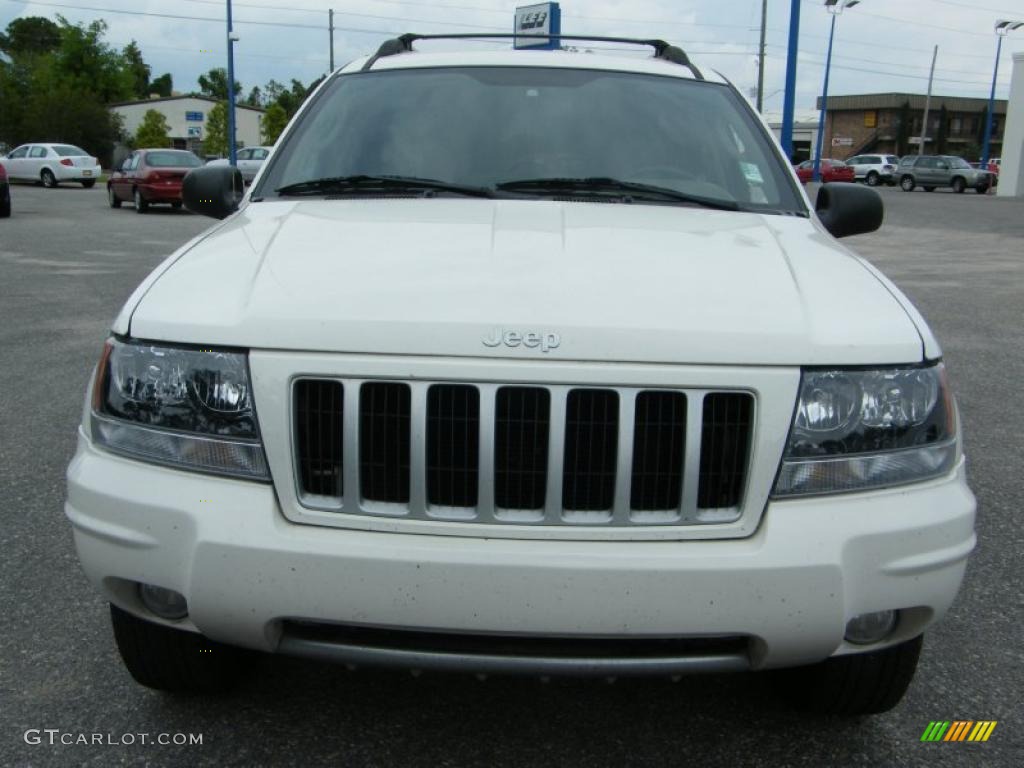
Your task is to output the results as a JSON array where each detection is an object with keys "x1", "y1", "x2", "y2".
[
  {"x1": 135, "y1": 109, "x2": 171, "y2": 148},
  {"x1": 122, "y1": 40, "x2": 150, "y2": 98},
  {"x1": 0, "y1": 17, "x2": 136, "y2": 165},
  {"x1": 204, "y1": 101, "x2": 227, "y2": 156},
  {"x1": 0, "y1": 17, "x2": 60, "y2": 57},
  {"x1": 198, "y1": 67, "x2": 241, "y2": 101},
  {"x1": 895, "y1": 100, "x2": 911, "y2": 157},
  {"x1": 935, "y1": 105, "x2": 949, "y2": 156},
  {"x1": 245, "y1": 85, "x2": 263, "y2": 108},
  {"x1": 149, "y1": 72, "x2": 173, "y2": 97},
  {"x1": 260, "y1": 103, "x2": 287, "y2": 144}
]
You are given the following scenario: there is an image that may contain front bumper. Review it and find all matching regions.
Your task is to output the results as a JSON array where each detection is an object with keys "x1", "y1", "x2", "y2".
[{"x1": 65, "y1": 430, "x2": 976, "y2": 673}]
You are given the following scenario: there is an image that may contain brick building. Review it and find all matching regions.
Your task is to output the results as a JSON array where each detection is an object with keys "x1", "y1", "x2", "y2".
[{"x1": 816, "y1": 92, "x2": 1008, "y2": 161}]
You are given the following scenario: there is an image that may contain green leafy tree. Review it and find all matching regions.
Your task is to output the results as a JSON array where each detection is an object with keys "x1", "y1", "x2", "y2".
[
  {"x1": 135, "y1": 109, "x2": 171, "y2": 148},
  {"x1": 245, "y1": 85, "x2": 263, "y2": 108},
  {"x1": 260, "y1": 102, "x2": 287, "y2": 144},
  {"x1": 0, "y1": 17, "x2": 134, "y2": 165},
  {"x1": 198, "y1": 68, "x2": 241, "y2": 101},
  {"x1": 203, "y1": 101, "x2": 227, "y2": 156},
  {"x1": 149, "y1": 72, "x2": 173, "y2": 97},
  {"x1": 0, "y1": 17, "x2": 61, "y2": 57},
  {"x1": 122, "y1": 40, "x2": 150, "y2": 98}
]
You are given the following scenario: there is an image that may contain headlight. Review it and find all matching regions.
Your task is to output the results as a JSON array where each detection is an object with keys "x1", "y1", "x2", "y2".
[
  {"x1": 90, "y1": 338, "x2": 269, "y2": 480},
  {"x1": 773, "y1": 364, "x2": 957, "y2": 497}
]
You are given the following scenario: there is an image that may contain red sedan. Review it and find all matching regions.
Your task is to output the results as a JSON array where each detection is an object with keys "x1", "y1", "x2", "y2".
[
  {"x1": 108, "y1": 149, "x2": 203, "y2": 213},
  {"x1": 795, "y1": 158, "x2": 855, "y2": 184}
]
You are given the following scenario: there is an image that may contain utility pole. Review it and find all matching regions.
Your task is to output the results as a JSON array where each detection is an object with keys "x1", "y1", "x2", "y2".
[
  {"x1": 757, "y1": 0, "x2": 768, "y2": 113},
  {"x1": 780, "y1": 0, "x2": 802, "y2": 160},
  {"x1": 227, "y1": 0, "x2": 238, "y2": 165},
  {"x1": 329, "y1": 9, "x2": 335, "y2": 71},
  {"x1": 918, "y1": 45, "x2": 937, "y2": 156}
]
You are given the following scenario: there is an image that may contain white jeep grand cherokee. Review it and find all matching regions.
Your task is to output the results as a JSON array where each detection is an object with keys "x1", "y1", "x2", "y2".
[{"x1": 65, "y1": 35, "x2": 976, "y2": 715}]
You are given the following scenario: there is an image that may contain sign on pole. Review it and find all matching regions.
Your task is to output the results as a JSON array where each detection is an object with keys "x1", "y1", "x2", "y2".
[{"x1": 514, "y1": 3, "x2": 561, "y2": 50}]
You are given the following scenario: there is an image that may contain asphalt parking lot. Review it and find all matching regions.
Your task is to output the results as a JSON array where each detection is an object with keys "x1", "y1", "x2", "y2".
[{"x1": 0, "y1": 182, "x2": 1021, "y2": 767}]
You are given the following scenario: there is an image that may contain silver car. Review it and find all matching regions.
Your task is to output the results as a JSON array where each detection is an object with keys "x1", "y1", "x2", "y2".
[
  {"x1": 846, "y1": 154, "x2": 899, "y2": 186},
  {"x1": 898, "y1": 155, "x2": 992, "y2": 194},
  {"x1": 206, "y1": 146, "x2": 272, "y2": 183}
]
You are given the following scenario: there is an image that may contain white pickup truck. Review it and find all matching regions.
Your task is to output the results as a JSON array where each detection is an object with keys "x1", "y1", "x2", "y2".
[{"x1": 65, "y1": 34, "x2": 975, "y2": 716}]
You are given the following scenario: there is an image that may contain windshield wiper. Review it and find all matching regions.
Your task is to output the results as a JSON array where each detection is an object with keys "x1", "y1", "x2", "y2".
[
  {"x1": 494, "y1": 176, "x2": 740, "y2": 211},
  {"x1": 276, "y1": 174, "x2": 495, "y2": 198}
]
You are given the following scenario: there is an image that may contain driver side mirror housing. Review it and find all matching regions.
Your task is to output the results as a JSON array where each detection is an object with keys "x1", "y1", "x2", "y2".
[
  {"x1": 815, "y1": 182, "x2": 883, "y2": 239},
  {"x1": 182, "y1": 165, "x2": 244, "y2": 220}
]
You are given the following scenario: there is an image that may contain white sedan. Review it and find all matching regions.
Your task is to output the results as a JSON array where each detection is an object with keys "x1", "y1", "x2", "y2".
[
  {"x1": 206, "y1": 146, "x2": 271, "y2": 183},
  {"x1": 2, "y1": 143, "x2": 102, "y2": 188}
]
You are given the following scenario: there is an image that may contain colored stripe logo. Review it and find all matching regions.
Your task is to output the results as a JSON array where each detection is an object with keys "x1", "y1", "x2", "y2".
[{"x1": 921, "y1": 721, "x2": 997, "y2": 742}]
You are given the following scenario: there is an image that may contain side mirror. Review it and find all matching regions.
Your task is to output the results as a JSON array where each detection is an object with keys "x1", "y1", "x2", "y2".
[
  {"x1": 182, "y1": 165, "x2": 244, "y2": 219},
  {"x1": 815, "y1": 182, "x2": 883, "y2": 239}
]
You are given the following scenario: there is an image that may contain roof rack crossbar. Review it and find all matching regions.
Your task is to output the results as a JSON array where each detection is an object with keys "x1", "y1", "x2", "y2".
[{"x1": 361, "y1": 33, "x2": 704, "y2": 80}]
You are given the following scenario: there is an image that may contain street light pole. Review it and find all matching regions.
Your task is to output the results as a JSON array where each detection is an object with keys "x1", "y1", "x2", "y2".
[
  {"x1": 329, "y1": 8, "x2": 335, "y2": 72},
  {"x1": 780, "y1": 0, "x2": 802, "y2": 160},
  {"x1": 226, "y1": 0, "x2": 238, "y2": 166},
  {"x1": 756, "y1": 0, "x2": 767, "y2": 113},
  {"x1": 982, "y1": 21, "x2": 1022, "y2": 166},
  {"x1": 812, "y1": 0, "x2": 859, "y2": 183}
]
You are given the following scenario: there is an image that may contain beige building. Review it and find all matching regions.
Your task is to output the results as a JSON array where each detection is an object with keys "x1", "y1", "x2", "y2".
[{"x1": 109, "y1": 95, "x2": 265, "y2": 157}]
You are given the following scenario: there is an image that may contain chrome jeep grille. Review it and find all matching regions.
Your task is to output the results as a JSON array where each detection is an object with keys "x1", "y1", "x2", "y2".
[{"x1": 293, "y1": 379, "x2": 754, "y2": 526}]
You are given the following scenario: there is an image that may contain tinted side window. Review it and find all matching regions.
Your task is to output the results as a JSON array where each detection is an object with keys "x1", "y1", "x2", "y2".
[
  {"x1": 8, "y1": 146, "x2": 28, "y2": 158},
  {"x1": 29, "y1": 147, "x2": 48, "y2": 158}
]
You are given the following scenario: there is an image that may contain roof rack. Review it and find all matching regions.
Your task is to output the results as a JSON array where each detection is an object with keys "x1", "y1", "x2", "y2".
[{"x1": 360, "y1": 33, "x2": 704, "y2": 80}]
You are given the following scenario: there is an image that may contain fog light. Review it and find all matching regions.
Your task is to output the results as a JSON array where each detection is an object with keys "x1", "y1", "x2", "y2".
[
  {"x1": 138, "y1": 583, "x2": 188, "y2": 620},
  {"x1": 844, "y1": 610, "x2": 897, "y2": 645}
]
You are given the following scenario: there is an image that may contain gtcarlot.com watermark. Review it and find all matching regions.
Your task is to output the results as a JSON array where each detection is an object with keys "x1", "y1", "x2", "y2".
[{"x1": 24, "y1": 729, "x2": 202, "y2": 746}]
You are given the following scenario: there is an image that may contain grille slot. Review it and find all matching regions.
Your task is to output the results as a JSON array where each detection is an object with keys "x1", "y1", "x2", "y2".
[
  {"x1": 698, "y1": 393, "x2": 754, "y2": 509},
  {"x1": 562, "y1": 389, "x2": 619, "y2": 511},
  {"x1": 295, "y1": 380, "x2": 343, "y2": 498},
  {"x1": 494, "y1": 387, "x2": 550, "y2": 510},
  {"x1": 631, "y1": 391, "x2": 687, "y2": 511},
  {"x1": 359, "y1": 382, "x2": 411, "y2": 503},
  {"x1": 292, "y1": 379, "x2": 756, "y2": 528},
  {"x1": 427, "y1": 385, "x2": 480, "y2": 508}
]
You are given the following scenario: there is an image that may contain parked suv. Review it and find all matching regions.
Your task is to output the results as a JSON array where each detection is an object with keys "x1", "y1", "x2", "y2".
[
  {"x1": 846, "y1": 154, "x2": 899, "y2": 186},
  {"x1": 898, "y1": 155, "x2": 992, "y2": 193},
  {"x1": 66, "y1": 35, "x2": 975, "y2": 715}
]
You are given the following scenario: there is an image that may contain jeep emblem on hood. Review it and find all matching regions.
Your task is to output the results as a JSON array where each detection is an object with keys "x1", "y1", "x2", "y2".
[{"x1": 482, "y1": 328, "x2": 561, "y2": 353}]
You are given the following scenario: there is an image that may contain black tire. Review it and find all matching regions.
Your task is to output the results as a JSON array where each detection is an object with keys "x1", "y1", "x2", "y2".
[
  {"x1": 975, "y1": 184, "x2": 989, "y2": 194},
  {"x1": 110, "y1": 604, "x2": 249, "y2": 694},
  {"x1": 41, "y1": 169, "x2": 57, "y2": 188},
  {"x1": 775, "y1": 634, "x2": 923, "y2": 716},
  {"x1": 0, "y1": 189, "x2": 10, "y2": 218},
  {"x1": 952, "y1": 177, "x2": 966, "y2": 194},
  {"x1": 107, "y1": 185, "x2": 121, "y2": 209},
  {"x1": 81, "y1": 179, "x2": 96, "y2": 189},
  {"x1": 865, "y1": 171, "x2": 880, "y2": 187},
  {"x1": 900, "y1": 175, "x2": 915, "y2": 192},
  {"x1": 924, "y1": 186, "x2": 936, "y2": 192},
  {"x1": 133, "y1": 187, "x2": 148, "y2": 213},
  {"x1": 171, "y1": 201, "x2": 182, "y2": 209}
]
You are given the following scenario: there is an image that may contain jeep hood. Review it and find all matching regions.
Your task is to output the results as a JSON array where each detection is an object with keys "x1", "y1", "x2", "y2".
[{"x1": 125, "y1": 199, "x2": 928, "y2": 365}]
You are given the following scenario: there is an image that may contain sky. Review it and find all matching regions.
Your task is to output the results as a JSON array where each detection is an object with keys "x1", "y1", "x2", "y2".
[{"x1": 2, "y1": 0, "x2": 1023, "y2": 110}]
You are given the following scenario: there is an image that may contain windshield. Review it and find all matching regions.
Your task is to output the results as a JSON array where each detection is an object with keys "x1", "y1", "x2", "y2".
[
  {"x1": 145, "y1": 151, "x2": 202, "y2": 168},
  {"x1": 947, "y1": 157, "x2": 972, "y2": 169},
  {"x1": 257, "y1": 66, "x2": 803, "y2": 213},
  {"x1": 53, "y1": 145, "x2": 88, "y2": 157}
]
